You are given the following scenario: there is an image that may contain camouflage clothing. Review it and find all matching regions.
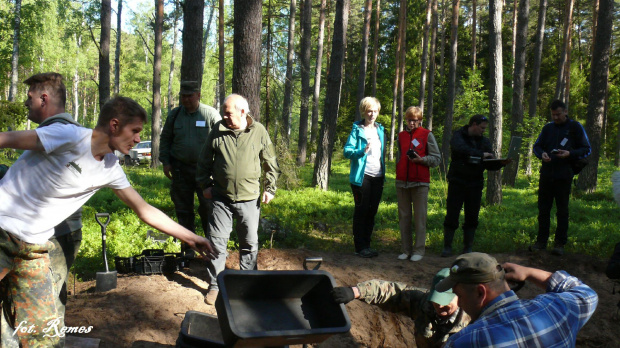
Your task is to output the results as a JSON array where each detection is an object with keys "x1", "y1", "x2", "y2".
[
  {"x1": 0, "y1": 113, "x2": 82, "y2": 347},
  {"x1": 357, "y1": 279, "x2": 470, "y2": 348},
  {"x1": 0, "y1": 227, "x2": 60, "y2": 348}
]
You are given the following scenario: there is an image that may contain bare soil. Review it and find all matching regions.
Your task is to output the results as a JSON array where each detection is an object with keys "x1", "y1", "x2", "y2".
[{"x1": 66, "y1": 248, "x2": 620, "y2": 347}]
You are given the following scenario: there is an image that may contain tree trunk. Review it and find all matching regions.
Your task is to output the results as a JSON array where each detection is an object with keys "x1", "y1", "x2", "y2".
[
  {"x1": 398, "y1": 8, "x2": 406, "y2": 134},
  {"x1": 218, "y1": 0, "x2": 225, "y2": 108},
  {"x1": 168, "y1": 1, "x2": 181, "y2": 113},
  {"x1": 181, "y1": 0, "x2": 205, "y2": 87},
  {"x1": 8, "y1": 0, "x2": 21, "y2": 102},
  {"x1": 232, "y1": 0, "x2": 262, "y2": 121},
  {"x1": 503, "y1": 0, "x2": 529, "y2": 186},
  {"x1": 99, "y1": 0, "x2": 112, "y2": 111},
  {"x1": 312, "y1": 0, "x2": 350, "y2": 190},
  {"x1": 554, "y1": 0, "x2": 574, "y2": 102},
  {"x1": 297, "y1": 0, "x2": 313, "y2": 165},
  {"x1": 426, "y1": 0, "x2": 438, "y2": 130},
  {"x1": 201, "y1": 0, "x2": 215, "y2": 80},
  {"x1": 114, "y1": 0, "x2": 122, "y2": 95},
  {"x1": 471, "y1": 0, "x2": 476, "y2": 70},
  {"x1": 419, "y1": 0, "x2": 432, "y2": 115},
  {"x1": 440, "y1": 0, "x2": 459, "y2": 173},
  {"x1": 151, "y1": 0, "x2": 164, "y2": 169},
  {"x1": 389, "y1": 0, "x2": 406, "y2": 161},
  {"x1": 439, "y1": 0, "x2": 447, "y2": 80},
  {"x1": 370, "y1": 0, "x2": 381, "y2": 96},
  {"x1": 280, "y1": 0, "x2": 297, "y2": 143},
  {"x1": 264, "y1": 0, "x2": 273, "y2": 132},
  {"x1": 486, "y1": 0, "x2": 503, "y2": 205},
  {"x1": 576, "y1": 0, "x2": 613, "y2": 193},
  {"x1": 73, "y1": 33, "x2": 81, "y2": 122},
  {"x1": 310, "y1": 0, "x2": 327, "y2": 153},
  {"x1": 354, "y1": 0, "x2": 373, "y2": 122},
  {"x1": 510, "y1": 0, "x2": 517, "y2": 87},
  {"x1": 525, "y1": 0, "x2": 548, "y2": 176}
]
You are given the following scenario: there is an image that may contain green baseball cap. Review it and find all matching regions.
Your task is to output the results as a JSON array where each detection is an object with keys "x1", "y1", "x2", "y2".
[
  {"x1": 428, "y1": 268, "x2": 456, "y2": 306},
  {"x1": 435, "y1": 252, "x2": 505, "y2": 292},
  {"x1": 180, "y1": 81, "x2": 200, "y2": 94}
]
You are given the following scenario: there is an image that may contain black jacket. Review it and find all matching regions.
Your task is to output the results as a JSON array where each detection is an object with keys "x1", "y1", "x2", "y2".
[
  {"x1": 533, "y1": 118, "x2": 591, "y2": 180},
  {"x1": 447, "y1": 126, "x2": 503, "y2": 187}
]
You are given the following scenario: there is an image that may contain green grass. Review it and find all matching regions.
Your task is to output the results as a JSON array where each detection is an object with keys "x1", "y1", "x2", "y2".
[{"x1": 6, "y1": 157, "x2": 618, "y2": 280}]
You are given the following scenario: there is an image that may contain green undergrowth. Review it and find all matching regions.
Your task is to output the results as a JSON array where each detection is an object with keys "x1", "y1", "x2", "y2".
[{"x1": 64, "y1": 160, "x2": 620, "y2": 280}]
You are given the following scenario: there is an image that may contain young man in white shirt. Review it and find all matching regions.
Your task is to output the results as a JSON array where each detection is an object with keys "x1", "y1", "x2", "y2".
[{"x1": 0, "y1": 78, "x2": 215, "y2": 346}]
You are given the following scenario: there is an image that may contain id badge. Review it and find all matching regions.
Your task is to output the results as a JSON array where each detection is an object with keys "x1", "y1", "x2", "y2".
[
  {"x1": 560, "y1": 138, "x2": 568, "y2": 146},
  {"x1": 412, "y1": 139, "x2": 420, "y2": 147},
  {"x1": 196, "y1": 120, "x2": 206, "y2": 127}
]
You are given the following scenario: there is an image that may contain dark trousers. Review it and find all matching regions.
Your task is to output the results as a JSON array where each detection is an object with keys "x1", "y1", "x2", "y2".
[
  {"x1": 351, "y1": 175, "x2": 384, "y2": 252},
  {"x1": 537, "y1": 176, "x2": 572, "y2": 247},
  {"x1": 443, "y1": 183, "x2": 483, "y2": 248},
  {"x1": 170, "y1": 161, "x2": 210, "y2": 235}
]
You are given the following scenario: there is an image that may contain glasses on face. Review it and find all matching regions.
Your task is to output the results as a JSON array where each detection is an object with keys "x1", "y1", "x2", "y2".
[{"x1": 406, "y1": 119, "x2": 422, "y2": 124}]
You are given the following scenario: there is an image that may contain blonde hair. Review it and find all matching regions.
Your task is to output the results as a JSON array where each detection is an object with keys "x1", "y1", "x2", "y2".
[
  {"x1": 405, "y1": 106, "x2": 423, "y2": 120},
  {"x1": 359, "y1": 97, "x2": 381, "y2": 115}
]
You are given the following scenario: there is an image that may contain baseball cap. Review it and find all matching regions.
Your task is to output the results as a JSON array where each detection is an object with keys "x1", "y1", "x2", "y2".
[
  {"x1": 435, "y1": 252, "x2": 505, "y2": 292},
  {"x1": 180, "y1": 81, "x2": 200, "y2": 94},
  {"x1": 428, "y1": 268, "x2": 456, "y2": 306}
]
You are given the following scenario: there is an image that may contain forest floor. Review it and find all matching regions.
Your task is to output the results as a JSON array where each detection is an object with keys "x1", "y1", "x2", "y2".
[{"x1": 66, "y1": 248, "x2": 619, "y2": 347}]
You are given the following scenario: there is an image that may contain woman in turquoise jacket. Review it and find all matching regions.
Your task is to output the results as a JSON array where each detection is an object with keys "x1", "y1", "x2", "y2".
[{"x1": 343, "y1": 97, "x2": 386, "y2": 258}]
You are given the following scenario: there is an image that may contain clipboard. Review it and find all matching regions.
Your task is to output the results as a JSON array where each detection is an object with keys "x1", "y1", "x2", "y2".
[{"x1": 483, "y1": 136, "x2": 522, "y2": 162}]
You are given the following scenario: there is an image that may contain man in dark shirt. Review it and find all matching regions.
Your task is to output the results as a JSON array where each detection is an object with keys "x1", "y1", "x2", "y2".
[
  {"x1": 531, "y1": 100, "x2": 591, "y2": 256},
  {"x1": 442, "y1": 115, "x2": 508, "y2": 257}
]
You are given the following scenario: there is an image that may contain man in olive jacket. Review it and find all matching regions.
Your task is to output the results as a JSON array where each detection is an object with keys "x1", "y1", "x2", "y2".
[
  {"x1": 197, "y1": 93, "x2": 280, "y2": 305},
  {"x1": 159, "y1": 81, "x2": 221, "y2": 242}
]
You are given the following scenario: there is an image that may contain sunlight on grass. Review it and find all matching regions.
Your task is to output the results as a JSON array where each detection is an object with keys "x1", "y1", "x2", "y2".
[{"x1": 70, "y1": 159, "x2": 620, "y2": 279}]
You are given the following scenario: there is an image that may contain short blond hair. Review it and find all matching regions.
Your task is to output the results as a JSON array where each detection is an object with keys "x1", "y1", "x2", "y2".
[
  {"x1": 405, "y1": 106, "x2": 423, "y2": 120},
  {"x1": 359, "y1": 97, "x2": 381, "y2": 115}
]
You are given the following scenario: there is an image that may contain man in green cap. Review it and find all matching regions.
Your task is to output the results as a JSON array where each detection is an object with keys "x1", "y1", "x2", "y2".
[
  {"x1": 332, "y1": 268, "x2": 470, "y2": 347},
  {"x1": 159, "y1": 81, "x2": 221, "y2": 250},
  {"x1": 436, "y1": 252, "x2": 598, "y2": 347}
]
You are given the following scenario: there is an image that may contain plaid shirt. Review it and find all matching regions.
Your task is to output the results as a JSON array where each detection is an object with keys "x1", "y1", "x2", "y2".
[{"x1": 445, "y1": 271, "x2": 598, "y2": 348}]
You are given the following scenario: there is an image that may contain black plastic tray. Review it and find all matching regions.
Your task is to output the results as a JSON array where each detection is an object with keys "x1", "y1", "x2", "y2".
[
  {"x1": 215, "y1": 270, "x2": 350, "y2": 347},
  {"x1": 176, "y1": 311, "x2": 225, "y2": 348}
]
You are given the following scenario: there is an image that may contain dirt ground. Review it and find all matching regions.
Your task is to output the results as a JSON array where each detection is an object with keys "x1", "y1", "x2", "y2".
[{"x1": 66, "y1": 248, "x2": 620, "y2": 347}]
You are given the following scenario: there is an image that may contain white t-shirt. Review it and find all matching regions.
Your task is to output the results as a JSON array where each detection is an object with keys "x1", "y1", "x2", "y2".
[
  {"x1": 0, "y1": 124, "x2": 130, "y2": 244},
  {"x1": 364, "y1": 126, "x2": 382, "y2": 177}
]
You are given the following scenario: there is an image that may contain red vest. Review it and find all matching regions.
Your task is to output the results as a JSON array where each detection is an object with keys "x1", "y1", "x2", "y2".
[{"x1": 396, "y1": 128, "x2": 431, "y2": 183}]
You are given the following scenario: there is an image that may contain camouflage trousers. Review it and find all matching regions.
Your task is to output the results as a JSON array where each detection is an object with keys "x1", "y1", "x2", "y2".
[{"x1": 0, "y1": 227, "x2": 61, "y2": 348}]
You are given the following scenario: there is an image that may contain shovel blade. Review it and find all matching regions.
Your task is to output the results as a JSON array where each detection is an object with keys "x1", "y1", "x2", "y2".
[{"x1": 96, "y1": 271, "x2": 118, "y2": 292}]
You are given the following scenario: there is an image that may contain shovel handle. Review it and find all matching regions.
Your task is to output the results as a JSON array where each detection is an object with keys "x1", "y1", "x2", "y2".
[
  {"x1": 303, "y1": 257, "x2": 323, "y2": 270},
  {"x1": 95, "y1": 213, "x2": 110, "y2": 231}
]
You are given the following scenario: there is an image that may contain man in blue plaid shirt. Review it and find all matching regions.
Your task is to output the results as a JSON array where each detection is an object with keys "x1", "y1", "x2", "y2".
[{"x1": 436, "y1": 253, "x2": 598, "y2": 347}]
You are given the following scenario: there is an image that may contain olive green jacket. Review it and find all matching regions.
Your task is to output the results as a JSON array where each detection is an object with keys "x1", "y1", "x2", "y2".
[
  {"x1": 357, "y1": 279, "x2": 470, "y2": 348},
  {"x1": 196, "y1": 116, "x2": 280, "y2": 202},
  {"x1": 159, "y1": 103, "x2": 221, "y2": 166}
]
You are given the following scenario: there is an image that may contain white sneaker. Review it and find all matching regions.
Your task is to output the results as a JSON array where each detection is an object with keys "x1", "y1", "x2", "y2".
[
  {"x1": 410, "y1": 254, "x2": 423, "y2": 262},
  {"x1": 397, "y1": 253, "x2": 409, "y2": 260}
]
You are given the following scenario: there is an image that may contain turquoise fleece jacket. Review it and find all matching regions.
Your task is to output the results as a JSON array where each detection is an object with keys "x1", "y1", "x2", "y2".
[{"x1": 343, "y1": 120, "x2": 386, "y2": 186}]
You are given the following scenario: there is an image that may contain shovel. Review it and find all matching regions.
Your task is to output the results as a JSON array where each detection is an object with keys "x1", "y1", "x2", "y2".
[{"x1": 95, "y1": 213, "x2": 117, "y2": 292}]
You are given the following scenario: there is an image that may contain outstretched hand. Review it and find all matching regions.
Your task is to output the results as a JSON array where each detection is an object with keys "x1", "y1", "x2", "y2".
[
  {"x1": 331, "y1": 287, "x2": 355, "y2": 304},
  {"x1": 187, "y1": 236, "x2": 218, "y2": 260}
]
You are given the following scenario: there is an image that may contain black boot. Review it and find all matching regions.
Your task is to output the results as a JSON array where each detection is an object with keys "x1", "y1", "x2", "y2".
[
  {"x1": 442, "y1": 228, "x2": 455, "y2": 257},
  {"x1": 463, "y1": 228, "x2": 475, "y2": 254}
]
